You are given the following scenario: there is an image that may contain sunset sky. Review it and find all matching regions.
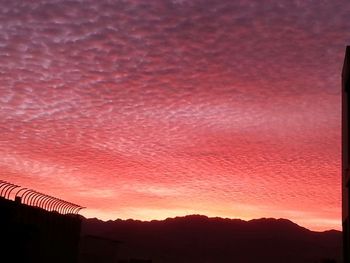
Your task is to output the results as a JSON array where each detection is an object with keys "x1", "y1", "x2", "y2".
[{"x1": 1, "y1": 0, "x2": 349, "y2": 231}]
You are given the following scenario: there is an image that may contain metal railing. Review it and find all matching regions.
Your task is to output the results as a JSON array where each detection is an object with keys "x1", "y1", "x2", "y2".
[{"x1": 0, "y1": 180, "x2": 85, "y2": 215}]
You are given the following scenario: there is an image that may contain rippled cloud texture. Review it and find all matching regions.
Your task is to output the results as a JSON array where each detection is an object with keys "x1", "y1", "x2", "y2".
[{"x1": 0, "y1": 0, "x2": 349, "y2": 230}]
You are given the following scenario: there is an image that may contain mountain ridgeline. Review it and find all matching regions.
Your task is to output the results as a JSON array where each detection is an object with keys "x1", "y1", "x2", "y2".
[{"x1": 81, "y1": 215, "x2": 341, "y2": 263}]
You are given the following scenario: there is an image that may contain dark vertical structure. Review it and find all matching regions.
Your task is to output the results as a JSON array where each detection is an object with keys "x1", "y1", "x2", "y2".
[
  {"x1": 343, "y1": 46, "x2": 350, "y2": 262},
  {"x1": 0, "y1": 181, "x2": 84, "y2": 263}
]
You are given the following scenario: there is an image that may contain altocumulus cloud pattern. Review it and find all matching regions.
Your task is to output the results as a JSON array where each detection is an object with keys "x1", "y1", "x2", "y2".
[{"x1": 0, "y1": 0, "x2": 349, "y2": 231}]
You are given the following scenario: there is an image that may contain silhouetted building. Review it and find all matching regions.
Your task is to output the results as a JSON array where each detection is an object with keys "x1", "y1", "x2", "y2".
[
  {"x1": 342, "y1": 45, "x2": 350, "y2": 262},
  {"x1": 79, "y1": 235, "x2": 120, "y2": 263},
  {"x1": 118, "y1": 259, "x2": 152, "y2": 263},
  {"x1": 0, "y1": 181, "x2": 83, "y2": 263}
]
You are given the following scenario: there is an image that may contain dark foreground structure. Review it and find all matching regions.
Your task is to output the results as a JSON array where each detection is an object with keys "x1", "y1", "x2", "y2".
[
  {"x1": 79, "y1": 235, "x2": 121, "y2": 263},
  {"x1": 343, "y1": 46, "x2": 350, "y2": 262},
  {"x1": 0, "y1": 181, "x2": 84, "y2": 263}
]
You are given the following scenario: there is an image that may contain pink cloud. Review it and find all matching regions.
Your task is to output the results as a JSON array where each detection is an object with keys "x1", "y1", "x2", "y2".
[{"x1": 0, "y1": 0, "x2": 348, "y2": 230}]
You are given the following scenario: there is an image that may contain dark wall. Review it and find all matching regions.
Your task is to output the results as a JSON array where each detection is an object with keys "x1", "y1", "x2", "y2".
[{"x1": 0, "y1": 197, "x2": 81, "y2": 263}]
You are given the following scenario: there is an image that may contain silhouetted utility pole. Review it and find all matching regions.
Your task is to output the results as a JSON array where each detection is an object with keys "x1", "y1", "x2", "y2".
[{"x1": 342, "y1": 46, "x2": 350, "y2": 262}]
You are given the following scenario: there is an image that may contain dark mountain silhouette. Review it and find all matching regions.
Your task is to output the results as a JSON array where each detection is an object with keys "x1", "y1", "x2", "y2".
[{"x1": 80, "y1": 215, "x2": 341, "y2": 263}]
